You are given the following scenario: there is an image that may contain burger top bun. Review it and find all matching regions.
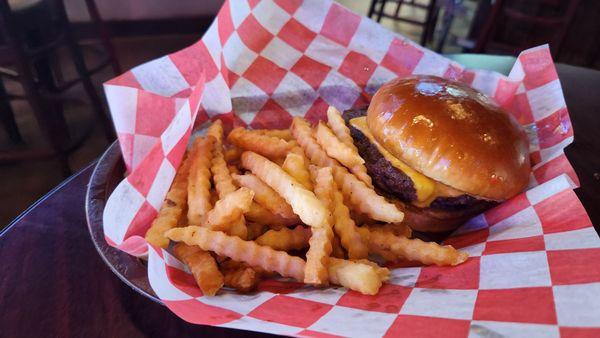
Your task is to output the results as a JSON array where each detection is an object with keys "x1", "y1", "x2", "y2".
[{"x1": 367, "y1": 75, "x2": 530, "y2": 201}]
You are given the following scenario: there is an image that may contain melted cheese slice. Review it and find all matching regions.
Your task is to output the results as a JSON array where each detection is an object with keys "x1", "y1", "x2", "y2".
[{"x1": 350, "y1": 116, "x2": 463, "y2": 207}]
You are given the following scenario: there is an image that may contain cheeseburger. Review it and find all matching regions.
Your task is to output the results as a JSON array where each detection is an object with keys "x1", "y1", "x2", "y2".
[{"x1": 343, "y1": 75, "x2": 530, "y2": 232}]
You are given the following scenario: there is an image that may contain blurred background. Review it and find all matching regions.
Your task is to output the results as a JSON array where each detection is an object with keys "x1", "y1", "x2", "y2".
[{"x1": 0, "y1": 0, "x2": 597, "y2": 227}]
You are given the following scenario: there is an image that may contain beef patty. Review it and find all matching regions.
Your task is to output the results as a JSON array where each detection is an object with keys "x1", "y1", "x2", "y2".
[{"x1": 342, "y1": 108, "x2": 495, "y2": 212}]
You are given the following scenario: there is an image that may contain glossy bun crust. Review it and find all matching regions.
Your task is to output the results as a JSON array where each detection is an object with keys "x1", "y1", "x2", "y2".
[{"x1": 367, "y1": 75, "x2": 530, "y2": 201}]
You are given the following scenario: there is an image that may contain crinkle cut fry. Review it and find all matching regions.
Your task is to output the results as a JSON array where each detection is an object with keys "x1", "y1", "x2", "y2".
[
  {"x1": 167, "y1": 227, "x2": 386, "y2": 295},
  {"x1": 206, "y1": 119, "x2": 224, "y2": 146},
  {"x1": 224, "y1": 146, "x2": 243, "y2": 163},
  {"x1": 326, "y1": 106, "x2": 354, "y2": 149},
  {"x1": 326, "y1": 106, "x2": 372, "y2": 187},
  {"x1": 233, "y1": 173, "x2": 295, "y2": 219},
  {"x1": 204, "y1": 187, "x2": 253, "y2": 233},
  {"x1": 337, "y1": 169, "x2": 404, "y2": 223},
  {"x1": 331, "y1": 183, "x2": 369, "y2": 259},
  {"x1": 315, "y1": 121, "x2": 364, "y2": 168},
  {"x1": 282, "y1": 151, "x2": 313, "y2": 191},
  {"x1": 145, "y1": 150, "x2": 192, "y2": 248},
  {"x1": 187, "y1": 136, "x2": 215, "y2": 224},
  {"x1": 220, "y1": 260, "x2": 261, "y2": 293},
  {"x1": 209, "y1": 120, "x2": 247, "y2": 239},
  {"x1": 291, "y1": 117, "x2": 403, "y2": 223},
  {"x1": 241, "y1": 151, "x2": 328, "y2": 228},
  {"x1": 210, "y1": 120, "x2": 237, "y2": 199},
  {"x1": 353, "y1": 259, "x2": 391, "y2": 281},
  {"x1": 227, "y1": 127, "x2": 292, "y2": 158},
  {"x1": 369, "y1": 223, "x2": 412, "y2": 239},
  {"x1": 359, "y1": 227, "x2": 468, "y2": 266},
  {"x1": 245, "y1": 202, "x2": 298, "y2": 228},
  {"x1": 173, "y1": 243, "x2": 223, "y2": 296},
  {"x1": 304, "y1": 167, "x2": 335, "y2": 285},
  {"x1": 328, "y1": 258, "x2": 387, "y2": 295},
  {"x1": 166, "y1": 226, "x2": 306, "y2": 281},
  {"x1": 255, "y1": 226, "x2": 312, "y2": 251},
  {"x1": 246, "y1": 222, "x2": 267, "y2": 240},
  {"x1": 255, "y1": 128, "x2": 294, "y2": 141}
]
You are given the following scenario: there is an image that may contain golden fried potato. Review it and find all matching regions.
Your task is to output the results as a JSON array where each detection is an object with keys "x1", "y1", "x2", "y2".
[
  {"x1": 173, "y1": 243, "x2": 223, "y2": 296},
  {"x1": 255, "y1": 226, "x2": 311, "y2": 251},
  {"x1": 146, "y1": 151, "x2": 191, "y2": 248},
  {"x1": 331, "y1": 183, "x2": 369, "y2": 259},
  {"x1": 166, "y1": 226, "x2": 305, "y2": 281},
  {"x1": 244, "y1": 202, "x2": 299, "y2": 228},
  {"x1": 228, "y1": 127, "x2": 293, "y2": 159},
  {"x1": 315, "y1": 121, "x2": 364, "y2": 168},
  {"x1": 255, "y1": 128, "x2": 294, "y2": 141},
  {"x1": 326, "y1": 106, "x2": 372, "y2": 187},
  {"x1": 328, "y1": 258, "x2": 388, "y2": 295},
  {"x1": 224, "y1": 146, "x2": 243, "y2": 163},
  {"x1": 220, "y1": 260, "x2": 261, "y2": 293},
  {"x1": 204, "y1": 187, "x2": 253, "y2": 235},
  {"x1": 359, "y1": 227, "x2": 468, "y2": 266},
  {"x1": 246, "y1": 222, "x2": 267, "y2": 240},
  {"x1": 241, "y1": 151, "x2": 328, "y2": 228},
  {"x1": 282, "y1": 152, "x2": 313, "y2": 190},
  {"x1": 291, "y1": 117, "x2": 403, "y2": 223},
  {"x1": 337, "y1": 169, "x2": 404, "y2": 223},
  {"x1": 304, "y1": 167, "x2": 335, "y2": 285},
  {"x1": 187, "y1": 136, "x2": 215, "y2": 224},
  {"x1": 233, "y1": 173, "x2": 295, "y2": 219}
]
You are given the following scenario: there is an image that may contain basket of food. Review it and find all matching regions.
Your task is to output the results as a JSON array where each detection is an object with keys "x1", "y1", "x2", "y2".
[{"x1": 88, "y1": 1, "x2": 599, "y2": 337}]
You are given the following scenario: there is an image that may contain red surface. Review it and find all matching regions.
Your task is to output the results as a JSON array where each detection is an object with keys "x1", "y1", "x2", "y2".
[
  {"x1": 547, "y1": 248, "x2": 600, "y2": 285},
  {"x1": 385, "y1": 315, "x2": 470, "y2": 338},
  {"x1": 248, "y1": 295, "x2": 333, "y2": 328},
  {"x1": 416, "y1": 257, "x2": 480, "y2": 290},
  {"x1": 336, "y1": 284, "x2": 413, "y2": 313},
  {"x1": 473, "y1": 287, "x2": 557, "y2": 324}
]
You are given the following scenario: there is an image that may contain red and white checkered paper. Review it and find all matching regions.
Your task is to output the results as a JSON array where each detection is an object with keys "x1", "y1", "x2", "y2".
[{"x1": 102, "y1": 0, "x2": 600, "y2": 336}]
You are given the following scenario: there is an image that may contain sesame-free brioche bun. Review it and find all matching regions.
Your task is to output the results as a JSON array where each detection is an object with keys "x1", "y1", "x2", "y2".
[{"x1": 366, "y1": 75, "x2": 530, "y2": 201}]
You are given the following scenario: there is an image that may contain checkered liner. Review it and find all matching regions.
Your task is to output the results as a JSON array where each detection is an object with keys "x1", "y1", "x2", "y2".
[{"x1": 102, "y1": 0, "x2": 600, "y2": 336}]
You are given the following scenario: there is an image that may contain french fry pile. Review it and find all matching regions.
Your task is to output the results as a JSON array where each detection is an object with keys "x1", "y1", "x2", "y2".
[{"x1": 145, "y1": 107, "x2": 468, "y2": 296}]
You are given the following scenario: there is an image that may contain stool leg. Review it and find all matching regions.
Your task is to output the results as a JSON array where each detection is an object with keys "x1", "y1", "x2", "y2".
[
  {"x1": 435, "y1": 5, "x2": 453, "y2": 53},
  {"x1": 84, "y1": 0, "x2": 121, "y2": 75},
  {"x1": 20, "y1": 70, "x2": 72, "y2": 176},
  {"x1": 377, "y1": 0, "x2": 388, "y2": 22},
  {"x1": 0, "y1": 79, "x2": 23, "y2": 143},
  {"x1": 421, "y1": 0, "x2": 437, "y2": 46},
  {"x1": 368, "y1": 0, "x2": 378, "y2": 18},
  {"x1": 53, "y1": 0, "x2": 115, "y2": 142},
  {"x1": 394, "y1": 0, "x2": 404, "y2": 19},
  {"x1": 63, "y1": 34, "x2": 116, "y2": 141}
]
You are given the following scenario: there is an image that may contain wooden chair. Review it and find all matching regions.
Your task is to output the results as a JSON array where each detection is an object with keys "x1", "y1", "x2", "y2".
[
  {"x1": 473, "y1": 0, "x2": 582, "y2": 58},
  {"x1": 368, "y1": 0, "x2": 438, "y2": 47},
  {"x1": 0, "y1": 0, "x2": 120, "y2": 176}
]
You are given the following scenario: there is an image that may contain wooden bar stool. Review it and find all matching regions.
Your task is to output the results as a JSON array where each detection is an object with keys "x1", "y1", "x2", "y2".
[
  {"x1": 0, "y1": 0, "x2": 120, "y2": 176},
  {"x1": 368, "y1": 0, "x2": 439, "y2": 46}
]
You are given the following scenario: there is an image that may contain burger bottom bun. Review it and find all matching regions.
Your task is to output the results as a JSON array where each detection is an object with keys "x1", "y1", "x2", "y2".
[{"x1": 394, "y1": 199, "x2": 495, "y2": 233}]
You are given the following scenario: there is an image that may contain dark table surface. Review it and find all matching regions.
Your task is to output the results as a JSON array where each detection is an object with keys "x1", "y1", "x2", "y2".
[{"x1": 1, "y1": 55, "x2": 598, "y2": 337}]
